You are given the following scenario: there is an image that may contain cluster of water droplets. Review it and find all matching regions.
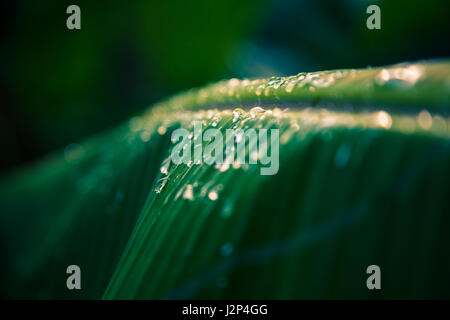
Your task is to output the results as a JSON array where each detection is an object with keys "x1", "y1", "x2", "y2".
[
  {"x1": 376, "y1": 64, "x2": 423, "y2": 88},
  {"x1": 183, "y1": 69, "x2": 359, "y2": 106}
]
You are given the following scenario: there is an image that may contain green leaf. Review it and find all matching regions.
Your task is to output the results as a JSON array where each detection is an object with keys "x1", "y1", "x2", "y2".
[{"x1": 1, "y1": 60, "x2": 449, "y2": 299}]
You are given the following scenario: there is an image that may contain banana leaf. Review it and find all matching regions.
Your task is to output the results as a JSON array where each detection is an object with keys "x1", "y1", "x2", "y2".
[{"x1": 0, "y1": 60, "x2": 449, "y2": 299}]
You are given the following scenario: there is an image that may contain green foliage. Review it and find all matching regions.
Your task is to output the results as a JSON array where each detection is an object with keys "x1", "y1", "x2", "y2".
[{"x1": 0, "y1": 60, "x2": 449, "y2": 299}]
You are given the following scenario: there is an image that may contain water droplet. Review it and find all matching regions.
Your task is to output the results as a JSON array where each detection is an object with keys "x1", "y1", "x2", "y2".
[
  {"x1": 155, "y1": 177, "x2": 168, "y2": 194},
  {"x1": 377, "y1": 65, "x2": 422, "y2": 87},
  {"x1": 272, "y1": 108, "x2": 282, "y2": 117},
  {"x1": 221, "y1": 243, "x2": 234, "y2": 256},
  {"x1": 431, "y1": 115, "x2": 447, "y2": 132},
  {"x1": 217, "y1": 163, "x2": 230, "y2": 172},
  {"x1": 221, "y1": 199, "x2": 234, "y2": 218},
  {"x1": 379, "y1": 69, "x2": 390, "y2": 83},
  {"x1": 334, "y1": 144, "x2": 351, "y2": 168},
  {"x1": 232, "y1": 108, "x2": 244, "y2": 123},
  {"x1": 183, "y1": 184, "x2": 194, "y2": 200},
  {"x1": 250, "y1": 106, "x2": 264, "y2": 113},
  {"x1": 290, "y1": 119, "x2": 300, "y2": 131},
  {"x1": 375, "y1": 111, "x2": 392, "y2": 129},
  {"x1": 157, "y1": 126, "x2": 167, "y2": 135},
  {"x1": 255, "y1": 85, "x2": 264, "y2": 96},
  {"x1": 208, "y1": 190, "x2": 219, "y2": 201},
  {"x1": 228, "y1": 78, "x2": 240, "y2": 87},
  {"x1": 235, "y1": 132, "x2": 243, "y2": 143},
  {"x1": 140, "y1": 130, "x2": 151, "y2": 142},
  {"x1": 160, "y1": 158, "x2": 171, "y2": 175},
  {"x1": 417, "y1": 110, "x2": 432, "y2": 130},
  {"x1": 285, "y1": 81, "x2": 296, "y2": 93}
]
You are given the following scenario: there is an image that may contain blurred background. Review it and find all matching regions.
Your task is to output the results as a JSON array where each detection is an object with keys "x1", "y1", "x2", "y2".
[{"x1": 1, "y1": 0, "x2": 449, "y2": 174}]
